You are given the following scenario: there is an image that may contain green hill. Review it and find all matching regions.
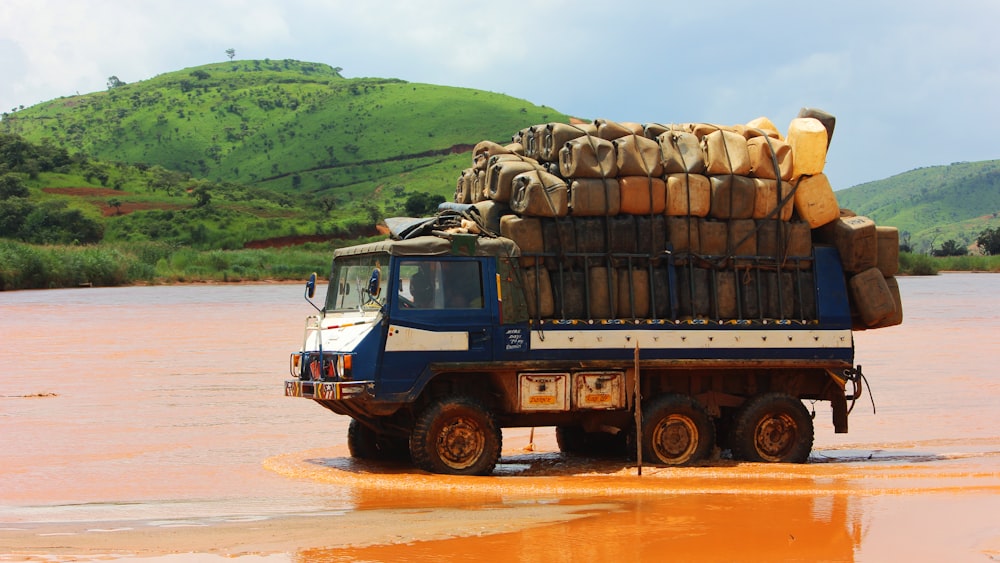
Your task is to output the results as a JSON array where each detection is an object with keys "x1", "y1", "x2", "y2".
[
  {"x1": 4, "y1": 58, "x2": 998, "y2": 258},
  {"x1": 1, "y1": 59, "x2": 570, "y2": 218},
  {"x1": 835, "y1": 160, "x2": 1000, "y2": 253}
]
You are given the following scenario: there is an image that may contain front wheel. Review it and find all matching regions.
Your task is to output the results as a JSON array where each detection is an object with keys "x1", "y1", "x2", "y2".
[
  {"x1": 732, "y1": 392, "x2": 814, "y2": 463},
  {"x1": 410, "y1": 396, "x2": 501, "y2": 476},
  {"x1": 347, "y1": 419, "x2": 410, "y2": 462},
  {"x1": 640, "y1": 394, "x2": 715, "y2": 466}
]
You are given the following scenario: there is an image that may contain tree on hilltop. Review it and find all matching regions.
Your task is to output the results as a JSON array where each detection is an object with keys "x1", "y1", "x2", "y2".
[{"x1": 226, "y1": 48, "x2": 236, "y2": 61}]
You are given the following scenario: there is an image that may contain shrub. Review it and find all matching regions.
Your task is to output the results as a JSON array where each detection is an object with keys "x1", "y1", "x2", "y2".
[{"x1": 898, "y1": 252, "x2": 938, "y2": 275}]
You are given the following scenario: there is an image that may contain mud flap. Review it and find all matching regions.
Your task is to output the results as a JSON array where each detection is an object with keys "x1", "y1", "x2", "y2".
[{"x1": 831, "y1": 390, "x2": 848, "y2": 434}]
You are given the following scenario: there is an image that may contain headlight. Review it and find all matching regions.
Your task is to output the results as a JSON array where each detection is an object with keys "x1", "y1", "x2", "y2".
[{"x1": 338, "y1": 354, "x2": 354, "y2": 380}]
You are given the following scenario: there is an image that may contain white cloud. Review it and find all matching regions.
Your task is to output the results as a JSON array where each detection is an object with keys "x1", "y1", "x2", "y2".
[{"x1": 1, "y1": 0, "x2": 998, "y2": 187}]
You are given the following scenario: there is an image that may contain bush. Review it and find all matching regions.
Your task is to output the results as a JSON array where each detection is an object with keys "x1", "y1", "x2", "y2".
[
  {"x1": 61, "y1": 247, "x2": 131, "y2": 286},
  {"x1": 898, "y1": 252, "x2": 938, "y2": 275},
  {"x1": 0, "y1": 241, "x2": 135, "y2": 289},
  {"x1": 404, "y1": 191, "x2": 445, "y2": 217},
  {"x1": 0, "y1": 240, "x2": 51, "y2": 289},
  {"x1": 932, "y1": 239, "x2": 968, "y2": 257},
  {"x1": 977, "y1": 227, "x2": 1000, "y2": 255},
  {"x1": 0, "y1": 174, "x2": 29, "y2": 199}
]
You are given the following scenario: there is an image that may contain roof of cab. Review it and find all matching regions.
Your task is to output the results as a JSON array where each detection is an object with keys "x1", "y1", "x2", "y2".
[{"x1": 333, "y1": 235, "x2": 520, "y2": 259}]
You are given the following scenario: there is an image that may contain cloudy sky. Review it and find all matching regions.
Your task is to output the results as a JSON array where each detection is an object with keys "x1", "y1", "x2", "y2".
[{"x1": 1, "y1": 0, "x2": 996, "y2": 189}]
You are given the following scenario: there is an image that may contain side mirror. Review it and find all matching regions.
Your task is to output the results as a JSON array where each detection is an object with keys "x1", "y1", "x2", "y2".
[
  {"x1": 304, "y1": 272, "x2": 322, "y2": 313},
  {"x1": 367, "y1": 268, "x2": 381, "y2": 298},
  {"x1": 305, "y1": 272, "x2": 317, "y2": 299}
]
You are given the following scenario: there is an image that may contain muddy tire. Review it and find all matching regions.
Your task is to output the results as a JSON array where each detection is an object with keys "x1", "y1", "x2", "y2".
[
  {"x1": 732, "y1": 392, "x2": 814, "y2": 463},
  {"x1": 640, "y1": 394, "x2": 715, "y2": 466},
  {"x1": 556, "y1": 426, "x2": 628, "y2": 458},
  {"x1": 347, "y1": 419, "x2": 410, "y2": 462},
  {"x1": 410, "y1": 396, "x2": 501, "y2": 476}
]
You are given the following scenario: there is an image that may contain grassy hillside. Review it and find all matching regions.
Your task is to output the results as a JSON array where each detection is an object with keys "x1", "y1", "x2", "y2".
[
  {"x1": 1, "y1": 59, "x2": 570, "y2": 210},
  {"x1": 3, "y1": 58, "x2": 998, "y2": 290},
  {"x1": 0, "y1": 132, "x2": 359, "y2": 249},
  {"x1": 835, "y1": 160, "x2": 1000, "y2": 253}
]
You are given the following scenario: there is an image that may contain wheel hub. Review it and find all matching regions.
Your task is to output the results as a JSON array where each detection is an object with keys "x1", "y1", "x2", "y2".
[
  {"x1": 755, "y1": 413, "x2": 796, "y2": 459},
  {"x1": 436, "y1": 417, "x2": 485, "y2": 469},
  {"x1": 652, "y1": 414, "x2": 698, "y2": 462}
]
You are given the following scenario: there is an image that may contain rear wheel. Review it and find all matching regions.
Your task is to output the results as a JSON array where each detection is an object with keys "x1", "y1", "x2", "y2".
[
  {"x1": 640, "y1": 394, "x2": 715, "y2": 466},
  {"x1": 347, "y1": 419, "x2": 410, "y2": 462},
  {"x1": 410, "y1": 396, "x2": 501, "y2": 476},
  {"x1": 556, "y1": 426, "x2": 628, "y2": 458},
  {"x1": 732, "y1": 392, "x2": 814, "y2": 463}
]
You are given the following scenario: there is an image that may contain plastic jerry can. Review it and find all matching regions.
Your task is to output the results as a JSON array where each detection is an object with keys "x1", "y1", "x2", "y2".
[
  {"x1": 849, "y1": 267, "x2": 897, "y2": 327},
  {"x1": 877, "y1": 226, "x2": 900, "y2": 277},
  {"x1": 569, "y1": 178, "x2": 621, "y2": 216},
  {"x1": 792, "y1": 173, "x2": 839, "y2": 228},
  {"x1": 815, "y1": 215, "x2": 878, "y2": 274},
  {"x1": 500, "y1": 215, "x2": 544, "y2": 268},
  {"x1": 665, "y1": 173, "x2": 710, "y2": 217},
  {"x1": 509, "y1": 170, "x2": 568, "y2": 217},
  {"x1": 619, "y1": 176, "x2": 667, "y2": 215},
  {"x1": 786, "y1": 117, "x2": 828, "y2": 177}
]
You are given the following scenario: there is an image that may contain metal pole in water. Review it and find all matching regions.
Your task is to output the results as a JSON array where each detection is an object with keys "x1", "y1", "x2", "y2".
[{"x1": 634, "y1": 342, "x2": 642, "y2": 476}]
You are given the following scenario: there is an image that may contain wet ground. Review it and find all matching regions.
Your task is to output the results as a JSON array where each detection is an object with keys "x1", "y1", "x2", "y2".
[{"x1": 1, "y1": 275, "x2": 999, "y2": 561}]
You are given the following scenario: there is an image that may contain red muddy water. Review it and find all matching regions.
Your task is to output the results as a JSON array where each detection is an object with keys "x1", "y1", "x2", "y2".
[{"x1": 1, "y1": 274, "x2": 998, "y2": 561}]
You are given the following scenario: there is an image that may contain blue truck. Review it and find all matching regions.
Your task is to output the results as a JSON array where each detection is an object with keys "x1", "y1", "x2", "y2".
[{"x1": 284, "y1": 211, "x2": 866, "y2": 476}]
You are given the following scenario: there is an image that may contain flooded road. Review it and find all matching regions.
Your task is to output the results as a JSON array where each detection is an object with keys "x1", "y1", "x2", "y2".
[{"x1": 1, "y1": 275, "x2": 999, "y2": 561}]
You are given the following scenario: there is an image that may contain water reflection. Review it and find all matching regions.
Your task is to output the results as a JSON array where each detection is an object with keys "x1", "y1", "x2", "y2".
[{"x1": 294, "y1": 492, "x2": 862, "y2": 563}]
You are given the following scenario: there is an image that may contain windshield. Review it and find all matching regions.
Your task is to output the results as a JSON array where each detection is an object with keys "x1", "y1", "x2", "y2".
[{"x1": 325, "y1": 253, "x2": 389, "y2": 312}]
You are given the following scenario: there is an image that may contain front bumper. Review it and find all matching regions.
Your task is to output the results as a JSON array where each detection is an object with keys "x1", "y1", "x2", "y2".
[{"x1": 284, "y1": 379, "x2": 373, "y2": 401}]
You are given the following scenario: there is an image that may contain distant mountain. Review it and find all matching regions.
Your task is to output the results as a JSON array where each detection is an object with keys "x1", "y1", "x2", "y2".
[
  {"x1": 0, "y1": 59, "x2": 570, "y2": 203},
  {"x1": 835, "y1": 160, "x2": 1000, "y2": 253},
  {"x1": 0, "y1": 60, "x2": 574, "y2": 250}
]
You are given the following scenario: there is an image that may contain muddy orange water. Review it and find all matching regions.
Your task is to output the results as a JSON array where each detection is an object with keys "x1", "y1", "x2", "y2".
[{"x1": 1, "y1": 275, "x2": 999, "y2": 561}]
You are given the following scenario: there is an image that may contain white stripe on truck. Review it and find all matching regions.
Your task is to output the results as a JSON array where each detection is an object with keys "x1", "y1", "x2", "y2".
[{"x1": 385, "y1": 325, "x2": 469, "y2": 352}]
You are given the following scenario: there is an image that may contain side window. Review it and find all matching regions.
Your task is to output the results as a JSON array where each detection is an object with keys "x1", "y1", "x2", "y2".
[
  {"x1": 398, "y1": 260, "x2": 484, "y2": 310},
  {"x1": 399, "y1": 261, "x2": 434, "y2": 309},
  {"x1": 441, "y1": 261, "x2": 483, "y2": 309}
]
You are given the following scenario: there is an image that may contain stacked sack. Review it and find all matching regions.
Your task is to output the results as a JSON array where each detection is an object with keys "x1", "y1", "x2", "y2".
[{"x1": 453, "y1": 109, "x2": 901, "y2": 329}]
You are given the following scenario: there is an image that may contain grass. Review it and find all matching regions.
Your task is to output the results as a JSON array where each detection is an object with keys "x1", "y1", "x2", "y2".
[
  {"x1": 931, "y1": 253, "x2": 1000, "y2": 272},
  {"x1": 0, "y1": 239, "x2": 355, "y2": 290},
  {"x1": 898, "y1": 252, "x2": 939, "y2": 275},
  {"x1": 896, "y1": 252, "x2": 1000, "y2": 275}
]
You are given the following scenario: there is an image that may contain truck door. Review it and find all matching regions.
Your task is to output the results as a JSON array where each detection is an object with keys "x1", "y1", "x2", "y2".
[{"x1": 379, "y1": 257, "x2": 494, "y2": 399}]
